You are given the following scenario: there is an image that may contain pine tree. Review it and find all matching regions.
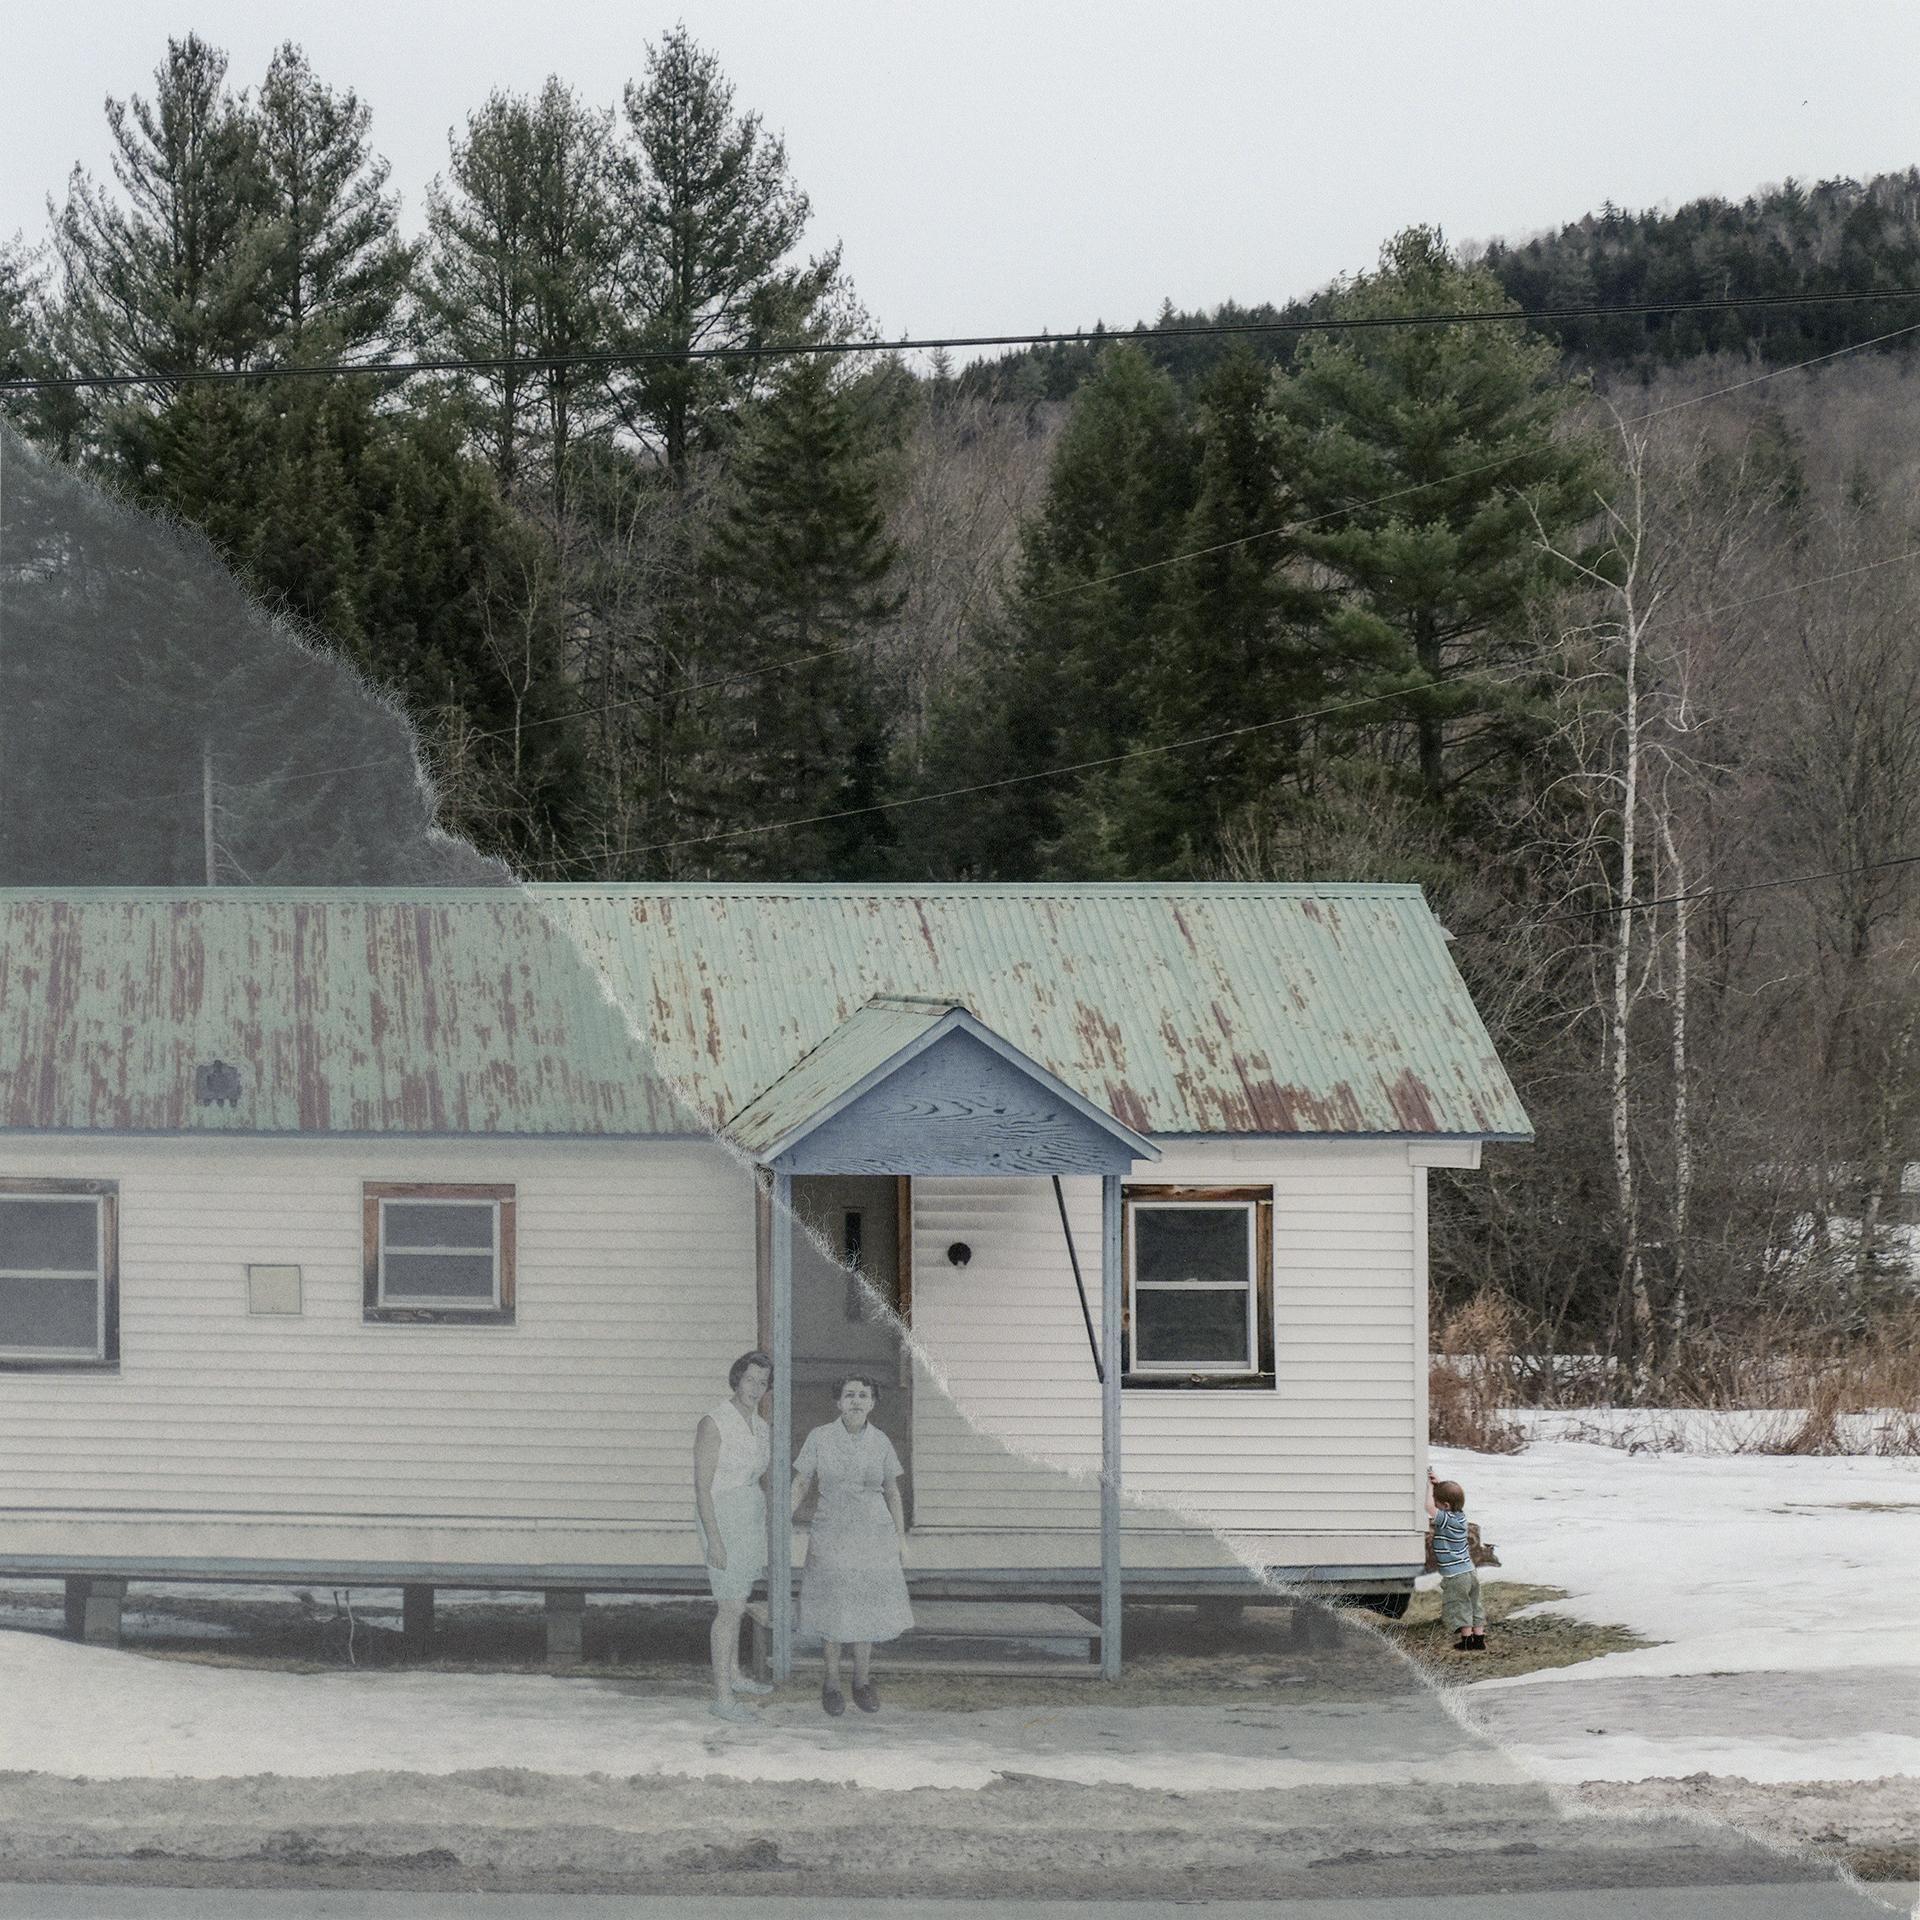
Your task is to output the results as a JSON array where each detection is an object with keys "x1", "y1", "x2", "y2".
[
  {"x1": 614, "y1": 27, "x2": 843, "y2": 476},
  {"x1": 1121, "y1": 344, "x2": 1321, "y2": 870},
  {"x1": 687, "y1": 358, "x2": 901, "y2": 877},
  {"x1": 1267, "y1": 227, "x2": 1601, "y2": 815},
  {"x1": 140, "y1": 378, "x2": 586, "y2": 867},
  {"x1": 0, "y1": 239, "x2": 33, "y2": 382},
  {"x1": 51, "y1": 35, "x2": 268, "y2": 393},
  {"x1": 0, "y1": 422, "x2": 507, "y2": 885},
  {"x1": 910, "y1": 346, "x2": 1195, "y2": 878},
  {"x1": 252, "y1": 44, "x2": 412, "y2": 358},
  {"x1": 417, "y1": 80, "x2": 620, "y2": 507}
]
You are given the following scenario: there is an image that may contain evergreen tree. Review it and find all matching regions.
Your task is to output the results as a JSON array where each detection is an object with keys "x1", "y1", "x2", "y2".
[
  {"x1": 417, "y1": 79, "x2": 621, "y2": 507},
  {"x1": 614, "y1": 26, "x2": 843, "y2": 476},
  {"x1": 0, "y1": 240, "x2": 33, "y2": 382},
  {"x1": 686, "y1": 358, "x2": 901, "y2": 877},
  {"x1": 910, "y1": 346, "x2": 1194, "y2": 878},
  {"x1": 0, "y1": 422, "x2": 507, "y2": 885},
  {"x1": 1119, "y1": 344, "x2": 1321, "y2": 870},
  {"x1": 50, "y1": 35, "x2": 268, "y2": 395},
  {"x1": 252, "y1": 43, "x2": 412, "y2": 358},
  {"x1": 1267, "y1": 227, "x2": 1600, "y2": 815},
  {"x1": 140, "y1": 378, "x2": 586, "y2": 866}
]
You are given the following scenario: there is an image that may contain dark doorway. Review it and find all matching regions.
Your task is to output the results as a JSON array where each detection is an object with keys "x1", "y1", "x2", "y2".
[{"x1": 787, "y1": 1175, "x2": 912, "y2": 1514}]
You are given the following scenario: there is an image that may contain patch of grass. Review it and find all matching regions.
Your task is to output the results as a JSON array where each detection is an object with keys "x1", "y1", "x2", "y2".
[
  {"x1": 1386, "y1": 1581, "x2": 1654, "y2": 1681},
  {"x1": 1846, "y1": 1843, "x2": 1920, "y2": 1881},
  {"x1": 10, "y1": 1582, "x2": 1656, "y2": 1703}
]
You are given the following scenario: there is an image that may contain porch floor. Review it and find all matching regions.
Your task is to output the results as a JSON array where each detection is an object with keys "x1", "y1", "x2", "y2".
[{"x1": 746, "y1": 1598, "x2": 1100, "y2": 1678}]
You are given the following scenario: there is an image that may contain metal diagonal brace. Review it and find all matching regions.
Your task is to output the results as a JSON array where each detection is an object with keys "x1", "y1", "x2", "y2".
[{"x1": 1052, "y1": 1174, "x2": 1105, "y2": 1383}]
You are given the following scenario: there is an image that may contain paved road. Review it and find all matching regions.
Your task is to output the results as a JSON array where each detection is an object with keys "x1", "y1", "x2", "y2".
[{"x1": 0, "y1": 1884, "x2": 1911, "y2": 1918}]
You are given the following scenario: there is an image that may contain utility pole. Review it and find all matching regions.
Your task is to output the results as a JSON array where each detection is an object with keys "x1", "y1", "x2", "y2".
[{"x1": 202, "y1": 739, "x2": 217, "y2": 886}]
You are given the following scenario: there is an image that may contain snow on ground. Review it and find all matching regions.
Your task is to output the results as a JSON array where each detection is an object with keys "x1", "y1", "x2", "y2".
[
  {"x1": 1437, "y1": 1422, "x2": 1920, "y2": 1682},
  {"x1": 1437, "y1": 1421, "x2": 1920, "y2": 1788},
  {"x1": 0, "y1": 1629, "x2": 1522, "y2": 1792}
]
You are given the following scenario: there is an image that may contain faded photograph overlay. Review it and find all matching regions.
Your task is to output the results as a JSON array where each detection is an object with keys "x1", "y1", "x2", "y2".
[{"x1": 0, "y1": 419, "x2": 1907, "y2": 1918}]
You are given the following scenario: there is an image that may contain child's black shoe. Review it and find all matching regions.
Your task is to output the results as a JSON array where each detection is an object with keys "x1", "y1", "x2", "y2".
[{"x1": 1466, "y1": 1633, "x2": 1487, "y2": 1651}]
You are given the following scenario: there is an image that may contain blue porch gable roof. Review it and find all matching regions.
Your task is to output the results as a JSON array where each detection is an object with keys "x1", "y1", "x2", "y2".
[{"x1": 721, "y1": 996, "x2": 1159, "y2": 1173}]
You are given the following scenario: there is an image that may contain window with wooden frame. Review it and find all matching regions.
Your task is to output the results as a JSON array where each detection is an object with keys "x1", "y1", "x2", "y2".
[
  {"x1": 363, "y1": 1183, "x2": 515, "y2": 1325},
  {"x1": 1122, "y1": 1184, "x2": 1273, "y2": 1388},
  {"x1": 0, "y1": 1177, "x2": 119, "y2": 1371}
]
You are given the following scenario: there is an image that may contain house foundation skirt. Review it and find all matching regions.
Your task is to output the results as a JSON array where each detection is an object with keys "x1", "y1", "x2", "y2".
[{"x1": 697, "y1": 1486, "x2": 767, "y2": 1604}]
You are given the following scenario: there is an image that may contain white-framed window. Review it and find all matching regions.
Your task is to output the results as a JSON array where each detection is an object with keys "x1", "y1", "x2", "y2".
[
  {"x1": 363, "y1": 1183, "x2": 515, "y2": 1325},
  {"x1": 0, "y1": 1178, "x2": 118, "y2": 1370},
  {"x1": 1123, "y1": 1185, "x2": 1273, "y2": 1387}
]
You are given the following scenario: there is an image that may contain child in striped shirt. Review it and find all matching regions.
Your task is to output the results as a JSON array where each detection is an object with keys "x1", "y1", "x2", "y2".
[{"x1": 1427, "y1": 1468, "x2": 1486, "y2": 1652}]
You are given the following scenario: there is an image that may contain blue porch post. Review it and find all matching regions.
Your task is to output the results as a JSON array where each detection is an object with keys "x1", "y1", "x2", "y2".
[
  {"x1": 1100, "y1": 1171, "x2": 1123, "y2": 1678},
  {"x1": 768, "y1": 1168, "x2": 795, "y2": 1681}
]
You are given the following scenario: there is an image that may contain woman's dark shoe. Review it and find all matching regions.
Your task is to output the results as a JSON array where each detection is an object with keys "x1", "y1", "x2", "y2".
[
  {"x1": 851, "y1": 1681, "x2": 881, "y2": 1714},
  {"x1": 821, "y1": 1684, "x2": 846, "y2": 1717},
  {"x1": 1467, "y1": 1633, "x2": 1488, "y2": 1652}
]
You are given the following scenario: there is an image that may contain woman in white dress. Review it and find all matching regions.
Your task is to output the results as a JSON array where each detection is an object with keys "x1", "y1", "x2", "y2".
[
  {"x1": 693, "y1": 1350, "x2": 773, "y2": 1722},
  {"x1": 790, "y1": 1373, "x2": 912, "y2": 1716}
]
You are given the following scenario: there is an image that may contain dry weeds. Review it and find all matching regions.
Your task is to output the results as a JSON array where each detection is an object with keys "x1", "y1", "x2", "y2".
[{"x1": 1428, "y1": 1293, "x2": 1527, "y2": 1452}]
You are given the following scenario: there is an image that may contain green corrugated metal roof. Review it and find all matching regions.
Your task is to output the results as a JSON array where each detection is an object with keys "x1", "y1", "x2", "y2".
[
  {"x1": 0, "y1": 884, "x2": 1532, "y2": 1140},
  {"x1": 543, "y1": 884, "x2": 1530, "y2": 1140},
  {"x1": 0, "y1": 892, "x2": 684, "y2": 1135}
]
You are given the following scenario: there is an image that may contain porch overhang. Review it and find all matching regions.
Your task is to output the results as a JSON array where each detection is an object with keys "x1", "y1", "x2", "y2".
[
  {"x1": 742, "y1": 998, "x2": 1146, "y2": 1683},
  {"x1": 722, "y1": 995, "x2": 1159, "y2": 1176}
]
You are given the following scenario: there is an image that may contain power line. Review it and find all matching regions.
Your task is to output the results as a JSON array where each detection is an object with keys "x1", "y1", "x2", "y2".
[
  {"x1": 523, "y1": 540, "x2": 1920, "y2": 872},
  {"x1": 8, "y1": 286, "x2": 1920, "y2": 396},
  {"x1": 103, "y1": 318, "x2": 1920, "y2": 819},
  {"x1": 1034, "y1": 317, "x2": 1920, "y2": 603},
  {"x1": 1536, "y1": 851, "x2": 1920, "y2": 926},
  {"x1": 136, "y1": 634, "x2": 882, "y2": 803}
]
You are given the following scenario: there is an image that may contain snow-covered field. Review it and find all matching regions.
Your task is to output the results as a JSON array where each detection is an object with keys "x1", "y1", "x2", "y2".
[
  {"x1": 1442, "y1": 1416, "x2": 1920, "y2": 1680},
  {"x1": 1436, "y1": 1419, "x2": 1920, "y2": 1793}
]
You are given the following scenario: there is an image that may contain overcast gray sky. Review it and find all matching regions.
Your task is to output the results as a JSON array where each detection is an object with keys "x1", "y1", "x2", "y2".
[{"x1": 6, "y1": 0, "x2": 1919, "y2": 347}]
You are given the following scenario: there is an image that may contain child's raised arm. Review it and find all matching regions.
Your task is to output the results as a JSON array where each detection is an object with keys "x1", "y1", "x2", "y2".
[{"x1": 1424, "y1": 1466, "x2": 1438, "y2": 1520}]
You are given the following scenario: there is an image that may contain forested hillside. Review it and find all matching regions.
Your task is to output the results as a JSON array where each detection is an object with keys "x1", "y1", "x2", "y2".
[{"x1": 4, "y1": 36, "x2": 1918, "y2": 1397}]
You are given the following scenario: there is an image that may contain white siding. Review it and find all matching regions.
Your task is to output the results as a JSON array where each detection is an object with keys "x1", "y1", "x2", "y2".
[
  {"x1": 908, "y1": 1140, "x2": 1425, "y2": 1568},
  {"x1": 0, "y1": 1134, "x2": 757, "y2": 1565},
  {"x1": 0, "y1": 1131, "x2": 1427, "y2": 1578}
]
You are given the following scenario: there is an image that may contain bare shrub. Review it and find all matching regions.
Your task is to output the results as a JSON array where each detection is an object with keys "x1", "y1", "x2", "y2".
[
  {"x1": 1428, "y1": 1292, "x2": 1527, "y2": 1453},
  {"x1": 1752, "y1": 1374, "x2": 1848, "y2": 1456}
]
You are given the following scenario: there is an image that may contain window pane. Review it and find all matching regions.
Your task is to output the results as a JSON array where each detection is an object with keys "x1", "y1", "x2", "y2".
[
  {"x1": 1135, "y1": 1207, "x2": 1249, "y2": 1287},
  {"x1": 1135, "y1": 1286, "x2": 1252, "y2": 1368},
  {"x1": 382, "y1": 1251, "x2": 497, "y2": 1301},
  {"x1": 383, "y1": 1202, "x2": 493, "y2": 1251},
  {"x1": 0, "y1": 1274, "x2": 99, "y2": 1352},
  {"x1": 0, "y1": 1198, "x2": 99, "y2": 1273}
]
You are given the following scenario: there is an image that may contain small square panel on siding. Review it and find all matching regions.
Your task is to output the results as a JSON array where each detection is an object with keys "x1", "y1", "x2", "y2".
[{"x1": 247, "y1": 1265, "x2": 303, "y2": 1315}]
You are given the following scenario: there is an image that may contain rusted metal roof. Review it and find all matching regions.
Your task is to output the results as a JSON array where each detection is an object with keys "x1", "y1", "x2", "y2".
[
  {"x1": 0, "y1": 892, "x2": 684, "y2": 1135},
  {"x1": 0, "y1": 884, "x2": 1531, "y2": 1140},
  {"x1": 540, "y1": 883, "x2": 1531, "y2": 1140}
]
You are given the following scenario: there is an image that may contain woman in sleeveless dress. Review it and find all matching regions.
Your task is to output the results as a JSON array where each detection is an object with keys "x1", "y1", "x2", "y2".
[
  {"x1": 693, "y1": 1350, "x2": 773, "y2": 1722},
  {"x1": 790, "y1": 1373, "x2": 913, "y2": 1716}
]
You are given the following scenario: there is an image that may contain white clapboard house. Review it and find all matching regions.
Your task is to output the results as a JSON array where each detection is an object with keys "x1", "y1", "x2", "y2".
[{"x1": 0, "y1": 884, "x2": 1529, "y2": 1676}]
